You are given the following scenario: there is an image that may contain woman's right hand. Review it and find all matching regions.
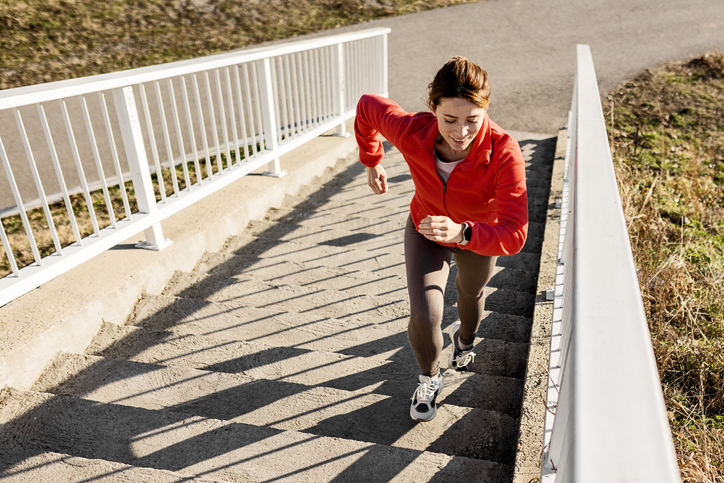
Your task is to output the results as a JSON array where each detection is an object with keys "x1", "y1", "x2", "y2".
[{"x1": 366, "y1": 164, "x2": 388, "y2": 194}]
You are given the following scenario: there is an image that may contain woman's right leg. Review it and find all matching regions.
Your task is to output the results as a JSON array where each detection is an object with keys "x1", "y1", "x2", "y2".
[{"x1": 404, "y1": 216, "x2": 453, "y2": 378}]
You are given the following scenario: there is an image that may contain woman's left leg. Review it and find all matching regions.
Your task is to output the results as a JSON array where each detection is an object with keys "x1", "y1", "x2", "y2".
[{"x1": 452, "y1": 249, "x2": 498, "y2": 347}]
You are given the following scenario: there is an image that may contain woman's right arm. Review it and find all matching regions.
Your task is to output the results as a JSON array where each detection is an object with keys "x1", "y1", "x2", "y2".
[{"x1": 354, "y1": 94, "x2": 413, "y2": 168}]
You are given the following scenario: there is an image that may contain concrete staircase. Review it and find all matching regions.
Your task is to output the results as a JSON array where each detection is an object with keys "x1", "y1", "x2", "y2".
[{"x1": 0, "y1": 136, "x2": 555, "y2": 482}]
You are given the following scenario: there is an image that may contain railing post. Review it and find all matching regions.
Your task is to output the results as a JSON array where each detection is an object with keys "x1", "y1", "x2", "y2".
[
  {"x1": 332, "y1": 43, "x2": 350, "y2": 137},
  {"x1": 112, "y1": 86, "x2": 172, "y2": 250},
  {"x1": 256, "y1": 58, "x2": 286, "y2": 178}
]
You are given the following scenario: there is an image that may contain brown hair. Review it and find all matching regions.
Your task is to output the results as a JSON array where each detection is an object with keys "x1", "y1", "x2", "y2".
[{"x1": 427, "y1": 56, "x2": 491, "y2": 110}]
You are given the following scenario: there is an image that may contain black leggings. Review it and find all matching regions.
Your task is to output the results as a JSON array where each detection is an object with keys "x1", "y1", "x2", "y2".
[{"x1": 404, "y1": 216, "x2": 497, "y2": 377}]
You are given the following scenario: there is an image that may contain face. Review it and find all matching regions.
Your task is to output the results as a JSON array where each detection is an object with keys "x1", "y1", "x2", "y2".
[{"x1": 432, "y1": 97, "x2": 486, "y2": 154}]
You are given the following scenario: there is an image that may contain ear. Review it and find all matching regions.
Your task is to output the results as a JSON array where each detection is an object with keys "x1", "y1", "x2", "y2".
[{"x1": 428, "y1": 100, "x2": 436, "y2": 113}]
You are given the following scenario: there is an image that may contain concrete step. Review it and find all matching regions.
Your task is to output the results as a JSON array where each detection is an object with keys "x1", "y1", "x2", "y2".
[
  {"x1": 244, "y1": 218, "x2": 406, "y2": 252},
  {"x1": 0, "y1": 388, "x2": 511, "y2": 482},
  {"x1": 197, "y1": 257, "x2": 535, "y2": 314},
  {"x1": 246, "y1": 217, "x2": 546, "y2": 255},
  {"x1": 206, "y1": 235, "x2": 538, "y2": 293},
  {"x1": 277, "y1": 193, "x2": 413, "y2": 221},
  {"x1": 134, "y1": 293, "x2": 532, "y2": 348},
  {"x1": 87, "y1": 322, "x2": 525, "y2": 414},
  {"x1": 34, "y1": 352, "x2": 519, "y2": 463},
  {"x1": 164, "y1": 268, "x2": 532, "y2": 320},
  {"x1": 0, "y1": 447, "x2": 229, "y2": 482},
  {"x1": 162, "y1": 270, "x2": 410, "y2": 323}
]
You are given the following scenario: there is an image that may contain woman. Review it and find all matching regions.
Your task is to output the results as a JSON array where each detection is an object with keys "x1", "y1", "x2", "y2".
[{"x1": 354, "y1": 56, "x2": 528, "y2": 422}]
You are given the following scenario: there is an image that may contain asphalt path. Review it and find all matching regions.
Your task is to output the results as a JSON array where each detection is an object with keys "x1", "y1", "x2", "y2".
[{"x1": 335, "y1": 0, "x2": 724, "y2": 134}]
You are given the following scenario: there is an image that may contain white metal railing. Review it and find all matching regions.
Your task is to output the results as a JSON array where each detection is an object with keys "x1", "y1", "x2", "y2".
[
  {"x1": 541, "y1": 45, "x2": 681, "y2": 482},
  {"x1": 0, "y1": 27, "x2": 390, "y2": 307}
]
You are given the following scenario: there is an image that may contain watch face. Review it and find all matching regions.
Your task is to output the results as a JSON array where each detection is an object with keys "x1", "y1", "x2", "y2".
[{"x1": 464, "y1": 224, "x2": 472, "y2": 242}]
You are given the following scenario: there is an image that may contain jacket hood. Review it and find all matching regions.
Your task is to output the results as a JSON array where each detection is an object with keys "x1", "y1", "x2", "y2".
[{"x1": 412, "y1": 111, "x2": 493, "y2": 169}]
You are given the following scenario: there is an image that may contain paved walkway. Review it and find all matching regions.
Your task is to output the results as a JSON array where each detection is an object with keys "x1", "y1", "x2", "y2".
[{"x1": 334, "y1": 0, "x2": 724, "y2": 134}]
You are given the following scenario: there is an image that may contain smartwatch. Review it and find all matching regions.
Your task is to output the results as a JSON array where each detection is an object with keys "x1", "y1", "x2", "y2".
[{"x1": 460, "y1": 222, "x2": 472, "y2": 246}]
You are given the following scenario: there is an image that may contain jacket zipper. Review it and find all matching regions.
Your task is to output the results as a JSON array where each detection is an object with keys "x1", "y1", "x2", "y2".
[{"x1": 442, "y1": 182, "x2": 451, "y2": 217}]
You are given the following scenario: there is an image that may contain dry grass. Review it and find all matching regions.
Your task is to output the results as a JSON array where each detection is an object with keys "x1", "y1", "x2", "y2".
[{"x1": 605, "y1": 51, "x2": 724, "y2": 482}]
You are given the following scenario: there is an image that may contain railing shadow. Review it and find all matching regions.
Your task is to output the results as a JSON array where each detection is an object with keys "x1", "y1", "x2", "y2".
[{"x1": 0, "y1": 135, "x2": 556, "y2": 481}]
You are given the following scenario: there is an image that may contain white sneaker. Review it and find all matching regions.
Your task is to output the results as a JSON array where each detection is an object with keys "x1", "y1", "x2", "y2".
[
  {"x1": 410, "y1": 374, "x2": 444, "y2": 422},
  {"x1": 448, "y1": 322, "x2": 476, "y2": 372}
]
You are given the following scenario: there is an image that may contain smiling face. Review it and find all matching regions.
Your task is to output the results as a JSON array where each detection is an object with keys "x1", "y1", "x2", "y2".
[{"x1": 432, "y1": 97, "x2": 486, "y2": 160}]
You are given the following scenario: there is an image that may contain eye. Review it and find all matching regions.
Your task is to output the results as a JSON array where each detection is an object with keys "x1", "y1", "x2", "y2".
[{"x1": 445, "y1": 119, "x2": 455, "y2": 124}]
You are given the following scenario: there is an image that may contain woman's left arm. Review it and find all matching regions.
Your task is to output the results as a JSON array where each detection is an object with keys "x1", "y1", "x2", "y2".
[{"x1": 464, "y1": 142, "x2": 529, "y2": 256}]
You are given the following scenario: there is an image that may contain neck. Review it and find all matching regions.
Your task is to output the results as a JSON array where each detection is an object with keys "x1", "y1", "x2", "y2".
[{"x1": 435, "y1": 136, "x2": 470, "y2": 162}]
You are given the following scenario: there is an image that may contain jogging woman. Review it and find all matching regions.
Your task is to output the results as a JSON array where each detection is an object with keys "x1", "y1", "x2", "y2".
[{"x1": 354, "y1": 56, "x2": 528, "y2": 422}]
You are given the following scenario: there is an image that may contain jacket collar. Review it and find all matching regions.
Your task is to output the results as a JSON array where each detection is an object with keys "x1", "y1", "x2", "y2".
[{"x1": 413, "y1": 111, "x2": 492, "y2": 168}]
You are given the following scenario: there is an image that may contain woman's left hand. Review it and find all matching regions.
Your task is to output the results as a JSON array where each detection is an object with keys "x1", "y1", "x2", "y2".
[{"x1": 418, "y1": 216, "x2": 464, "y2": 243}]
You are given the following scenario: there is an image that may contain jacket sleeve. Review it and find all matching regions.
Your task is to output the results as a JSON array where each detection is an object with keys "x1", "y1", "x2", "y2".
[
  {"x1": 354, "y1": 94, "x2": 415, "y2": 167},
  {"x1": 465, "y1": 139, "x2": 529, "y2": 256}
]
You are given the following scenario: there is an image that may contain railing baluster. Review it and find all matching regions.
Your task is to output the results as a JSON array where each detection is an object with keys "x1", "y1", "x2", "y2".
[
  {"x1": 271, "y1": 58, "x2": 283, "y2": 145},
  {"x1": 310, "y1": 50, "x2": 320, "y2": 127},
  {"x1": 303, "y1": 51, "x2": 313, "y2": 129},
  {"x1": 233, "y1": 65, "x2": 251, "y2": 161},
  {"x1": 99, "y1": 92, "x2": 133, "y2": 220},
  {"x1": 242, "y1": 64, "x2": 258, "y2": 157},
  {"x1": 0, "y1": 133, "x2": 42, "y2": 265},
  {"x1": 332, "y1": 43, "x2": 347, "y2": 136},
  {"x1": 382, "y1": 34, "x2": 389, "y2": 96},
  {"x1": 251, "y1": 63, "x2": 265, "y2": 154},
  {"x1": 180, "y1": 76, "x2": 201, "y2": 184},
  {"x1": 0, "y1": 217, "x2": 19, "y2": 275},
  {"x1": 60, "y1": 98, "x2": 101, "y2": 237},
  {"x1": 290, "y1": 54, "x2": 303, "y2": 136},
  {"x1": 298, "y1": 53, "x2": 310, "y2": 132},
  {"x1": 321, "y1": 47, "x2": 331, "y2": 122},
  {"x1": 283, "y1": 56, "x2": 296, "y2": 137},
  {"x1": 139, "y1": 84, "x2": 166, "y2": 203},
  {"x1": 204, "y1": 71, "x2": 222, "y2": 174},
  {"x1": 192, "y1": 74, "x2": 212, "y2": 179},
  {"x1": 218, "y1": 69, "x2": 234, "y2": 168},
  {"x1": 154, "y1": 81, "x2": 180, "y2": 195},
  {"x1": 168, "y1": 78, "x2": 191, "y2": 189},
  {"x1": 80, "y1": 95, "x2": 117, "y2": 228},
  {"x1": 38, "y1": 103, "x2": 82, "y2": 244}
]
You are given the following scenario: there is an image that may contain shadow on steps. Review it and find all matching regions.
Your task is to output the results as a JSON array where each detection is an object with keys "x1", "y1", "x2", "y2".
[{"x1": 0, "y1": 134, "x2": 556, "y2": 482}]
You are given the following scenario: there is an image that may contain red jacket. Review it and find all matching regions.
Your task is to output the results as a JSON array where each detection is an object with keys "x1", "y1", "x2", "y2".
[{"x1": 354, "y1": 94, "x2": 528, "y2": 256}]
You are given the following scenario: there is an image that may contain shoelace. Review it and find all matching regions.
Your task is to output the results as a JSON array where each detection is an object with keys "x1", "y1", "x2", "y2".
[
  {"x1": 414, "y1": 380, "x2": 440, "y2": 402},
  {"x1": 453, "y1": 349, "x2": 476, "y2": 368}
]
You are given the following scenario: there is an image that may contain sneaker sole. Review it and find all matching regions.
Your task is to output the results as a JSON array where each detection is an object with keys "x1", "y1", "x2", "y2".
[{"x1": 410, "y1": 405, "x2": 437, "y2": 422}]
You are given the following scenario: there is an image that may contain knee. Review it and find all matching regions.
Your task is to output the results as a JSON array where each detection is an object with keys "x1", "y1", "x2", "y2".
[
  {"x1": 455, "y1": 279, "x2": 486, "y2": 301},
  {"x1": 409, "y1": 306, "x2": 442, "y2": 333}
]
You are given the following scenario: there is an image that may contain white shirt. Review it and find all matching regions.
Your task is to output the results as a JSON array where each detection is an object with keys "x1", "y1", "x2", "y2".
[{"x1": 435, "y1": 153, "x2": 464, "y2": 183}]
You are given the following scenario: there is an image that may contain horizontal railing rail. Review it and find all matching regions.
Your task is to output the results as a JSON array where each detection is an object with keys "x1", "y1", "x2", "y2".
[
  {"x1": 0, "y1": 27, "x2": 390, "y2": 307},
  {"x1": 541, "y1": 45, "x2": 681, "y2": 482}
]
